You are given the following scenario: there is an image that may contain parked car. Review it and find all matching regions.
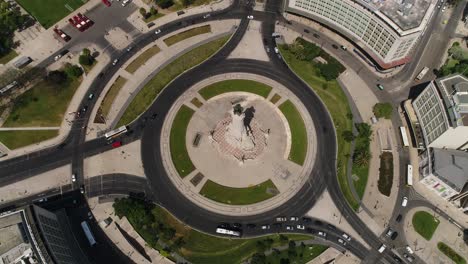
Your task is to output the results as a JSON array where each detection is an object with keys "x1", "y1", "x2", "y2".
[
  {"x1": 246, "y1": 224, "x2": 256, "y2": 229},
  {"x1": 342, "y1": 233, "x2": 351, "y2": 241},
  {"x1": 71, "y1": 174, "x2": 76, "y2": 182},
  {"x1": 247, "y1": 15, "x2": 254, "y2": 19},
  {"x1": 276, "y1": 217, "x2": 287, "y2": 222},
  {"x1": 290, "y1": 216, "x2": 299, "y2": 221},
  {"x1": 302, "y1": 217, "x2": 312, "y2": 222},
  {"x1": 261, "y1": 224, "x2": 270, "y2": 230},
  {"x1": 112, "y1": 141, "x2": 122, "y2": 148},
  {"x1": 296, "y1": 224, "x2": 305, "y2": 230},
  {"x1": 122, "y1": 0, "x2": 131, "y2": 6},
  {"x1": 337, "y1": 238, "x2": 347, "y2": 245},
  {"x1": 232, "y1": 223, "x2": 242, "y2": 229},
  {"x1": 385, "y1": 228, "x2": 394, "y2": 237},
  {"x1": 274, "y1": 47, "x2": 279, "y2": 54},
  {"x1": 318, "y1": 231, "x2": 327, "y2": 237},
  {"x1": 155, "y1": 29, "x2": 161, "y2": 34},
  {"x1": 285, "y1": 225, "x2": 294, "y2": 231},
  {"x1": 54, "y1": 54, "x2": 62, "y2": 61}
]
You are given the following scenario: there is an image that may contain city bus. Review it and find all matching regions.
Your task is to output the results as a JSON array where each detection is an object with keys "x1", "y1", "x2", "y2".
[
  {"x1": 400, "y1": 127, "x2": 409, "y2": 147},
  {"x1": 104, "y1": 125, "x2": 127, "y2": 140},
  {"x1": 216, "y1": 227, "x2": 241, "y2": 237},
  {"x1": 81, "y1": 221, "x2": 97, "y2": 246},
  {"x1": 415, "y1": 67, "x2": 429, "y2": 81},
  {"x1": 407, "y1": 164, "x2": 413, "y2": 186}
]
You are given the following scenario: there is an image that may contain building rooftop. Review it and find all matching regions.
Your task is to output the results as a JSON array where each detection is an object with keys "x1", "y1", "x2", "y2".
[
  {"x1": 358, "y1": 0, "x2": 432, "y2": 31},
  {"x1": 436, "y1": 74, "x2": 468, "y2": 127},
  {"x1": 432, "y1": 148, "x2": 468, "y2": 192}
]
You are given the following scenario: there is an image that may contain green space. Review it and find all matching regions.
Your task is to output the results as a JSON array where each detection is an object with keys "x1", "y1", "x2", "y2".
[
  {"x1": 438, "y1": 242, "x2": 466, "y2": 264},
  {"x1": 270, "y1": 94, "x2": 281, "y2": 104},
  {"x1": 79, "y1": 48, "x2": 96, "y2": 74},
  {"x1": 278, "y1": 100, "x2": 307, "y2": 165},
  {"x1": 99, "y1": 76, "x2": 127, "y2": 118},
  {"x1": 261, "y1": 244, "x2": 328, "y2": 264},
  {"x1": 438, "y1": 42, "x2": 468, "y2": 78},
  {"x1": 126, "y1": 45, "x2": 161, "y2": 74},
  {"x1": 352, "y1": 123, "x2": 372, "y2": 199},
  {"x1": 16, "y1": 0, "x2": 86, "y2": 28},
  {"x1": 170, "y1": 105, "x2": 195, "y2": 177},
  {"x1": 117, "y1": 35, "x2": 230, "y2": 126},
  {"x1": 412, "y1": 211, "x2": 440, "y2": 240},
  {"x1": 164, "y1": 25, "x2": 211, "y2": 46},
  {"x1": 199, "y1": 79, "x2": 272, "y2": 100},
  {"x1": 373, "y1": 103, "x2": 393, "y2": 119},
  {"x1": 377, "y1": 152, "x2": 393, "y2": 196},
  {"x1": 0, "y1": 130, "x2": 58, "y2": 149},
  {"x1": 0, "y1": 49, "x2": 18, "y2": 65},
  {"x1": 3, "y1": 65, "x2": 82, "y2": 127},
  {"x1": 144, "y1": 12, "x2": 165, "y2": 23},
  {"x1": 279, "y1": 38, "x2": 358, "y2": 209},
  {"x1": 199, "y1": 179, "x2": 278, "y2": 205},
  {"x1": 140, "y1": 6, "x2": 164, "y2": 23},
  {"x1": 113, "y1": 197, "x2": 313, "y2": 264},
  {"x1": 190, "y1": 97, "x2": 203, "y2": 108}
]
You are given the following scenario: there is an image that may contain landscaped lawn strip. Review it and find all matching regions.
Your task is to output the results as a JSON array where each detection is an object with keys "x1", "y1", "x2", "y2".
[
  {"x1": 0, "y1": 130, "x2": 58, "y2": 149},
  {"x1": 377, "y1": 152, "x2": 393, "y2": 196},
  {"x1": 278, "y1": 100, "x2": 307, "y2": 165},
  {"x1": 164, "y1": 25, "x2": 211, "y2": 46},
  {"x1": 170, "y1": 105, "x2": 195, "y2": 177},
  {"x1": 437, "y1": 242, "x2": 466, "y2": 264},
  {"x1": 264, "y1": 244, "x2": 328, "y2": 264},
  {"x1": 199, "y1": 79, "x2": 272, "y2": 100},
  {"x1": 199, "y1": 179, "x2": 278, "y2": 205},
  {"x1": 125, "y1": 45, "x2": 161, "y2": 74},
  {"x1": 412, "y1": 211, "x2": 440, "y2": 240},
  {"x1": 117, "y1": 35, "x2": 230, "y2": 126},
  {"x1": 100, "y1": 76, "x2": 127, "y2": 118},
  {"x1": 16, "y1": 0, "x2": 85, "y2": 28}
]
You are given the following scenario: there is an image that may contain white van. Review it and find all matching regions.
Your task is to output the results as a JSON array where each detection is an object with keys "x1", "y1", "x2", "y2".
[
  {"x1": 402, "y1": 197, "x2": 408, "y2": 207},
  {"x1": 378, "y1": 244, "x2": 387, "y2": 253},
  {"x1": 406, "y1": 246, "x2": 414, "y2": 254}
]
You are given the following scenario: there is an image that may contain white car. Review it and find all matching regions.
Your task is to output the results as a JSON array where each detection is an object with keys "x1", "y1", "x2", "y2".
[
  {"x1": 155, "y1": 29, "x2": 161, "y2": 34},
  {"x1": 247, "y1": 15, "x2": 254, "y2": 19},
  {"x1": 54, "y1": 54, "x2": 62, "y2": 61},
  {"x1": 290, "y1": 216, "x2": 299, "y2": 221},
  {"x1": 122, "y1": 0, "x2": 130, "y2": 6},
  {"x1": 274, "y1": 47, "x2": 279, "y2": 54},
  {"x1": 296, "y1": 224, "x2": 305, "y2": 230},
  {"x1": 442, "y1": 5, "x2": 446, "y2": 12},
  {"x1": 261, "y1": 224, "x2": 270, "y2": 230},
  {"x1": 318, "y1": 231, "x2": 327, "y2": 237},
  {"x1": 401, "y1": 197, "x2": 408, "y2": 207},
  {"x1": 338, "y1": 238, "x2": 347, "y2": 245},
  {"x1": 276, "y1": 217, "x2": 287, "y2": 222},
  {"x1": 406, "y1": 246, "x2": 414, "y2": 254},
  {"x1": 112, "y1": 59, "x2": 119, "y2": 65},
  {"x1": 342, "y1": 233, "x2": 351, "y2": 241},
  {"x1": 286, "y1": 225, "x2": 294, "y2": 231},
  {"x1": 203, "y1": 14, "x2": 211, "y2": 19},
  {"x1": 71, "y1": 174, "x2": 76, "y2": 182}
]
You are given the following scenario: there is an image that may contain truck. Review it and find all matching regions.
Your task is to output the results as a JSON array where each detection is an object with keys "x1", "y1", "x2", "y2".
[{"x1": 415, "y1": 67, "x2": 429, "y2": 81}]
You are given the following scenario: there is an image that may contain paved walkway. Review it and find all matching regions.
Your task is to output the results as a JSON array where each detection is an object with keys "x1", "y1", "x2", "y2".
[{"x1": 160, "y1": 72, "x2": 317, "y2": 216}]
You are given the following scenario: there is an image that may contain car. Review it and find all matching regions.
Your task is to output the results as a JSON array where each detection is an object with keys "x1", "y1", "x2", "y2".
[
  {"x1": 340, "y1": 45, "x2": 347, "y2": 50},
  {"x1": 177, "y1": 10, "x2": 185, "y2": 16},
  {"x1": 296, "y1": 224, "x2": 305, "y2": 230},
  {"x1": 314, "y1": 220, "x2": 323, "y2": 225},
  {"x1": 392, "y1": 255, "x2": 403, "y2": 263},
  {"x1": 81, "y1": 106, "x2": 88, "y2": 113},
  {"x1": 318, "y1": 231, "x2": 327, "y2": 237},
  {"x1": 303, "y1": 29, "x2": 310, "y2": 33},
  {"x1": 273, "y1": 223, "x2": 282, "y2": 228},
  {"x1": 274, "y1": 47, "x2": 279, "y2": 54},
  {"x1": 405, "y1": 246, "x2": 414, "y2": 254},
  {"x1": 342, "y1": 233, "x2": 351, "y2": 241},
  {"x1": 88, "y1": 93, "x2": 94, "y2": 100},
  {"x1": 332, "y1": 44, "x2": 338, "y2": 49},
  {"x1": 302, "y1": 217, "x2": 312, "y2": 222},
  {"x1": 385, "y1": 228, "x2": 394, "y2": 237},
  {"x1": 261, "y1": 224, "x2": 270, "y2": 230},
  {"x1": 276, "y1": 217, "x2": 287, "y2": 222},
  {"x1": 203, "y1": 14, "x2": 211, "y2": 19},
  {"x1": 277, "y1": 54, "x2": 282, "y2": 60},
  {"x1": 71, "y1": 174, "x2": 76, "y2": 182},
  {"x1": 390, "y1": 231, "x2": 398, "y2": 240},
  {"x1": 147, "y1": 22, "x2": 155, "y2": 28},
  {"x1": 88, "y1": 211, "x2": 93, "y2": 220},
  {"x1": 37, "y1": 198, "x2": 48, "y2": 203},
  {"x1": 80, "y1": 185, "x2": 85, "y2": 194},
  {"x1": 396, "y1": 214, "x2": 403, "y2": 222},
  {"x1": 327, "y1": 224, "x2": 336, "y2": 230},
  {"x1": 377, "y1": 84, "x2": 384, "y2": 90},
  {"x1": 290, "y1": 216, "x2": 299, "y2": 221},
  {"x1": 265, "y1": 46, "x2": 270, "y2": 53},
  {"x1": 401, "y1": 197, "x2": 408, "y2": 207},
  {"x1": 442, "y1": 5, "x2": 446, "y2": 12},
  {"x1": 437, "y1": 4, "x2": 441, "y2": 8},
  {"x1": 232, "y1": 223, "x2": 242, "y2": 229},
  {"x1": 337, "y1": 238, "x2": 346, "y2": 245},
  {"x1": 247, "y1": 15, "x2": 254, "y2": 19},
  {"x1": 98, "y1": 72, "x2": 104, "y2": 78},
  {"x1": 126, "y1": 46, "x2": 133, "y2": 52},
  {"x1": 305, "y1": 228, "x2": 316, "y2": 233},
  {"x1": 246, "y1": 224, "x2": 256, "y2": 229},
  {"x1": 285, "y1": 225, "x2": 294, "y2": 231},
  {"x1": 122, "y1": 0, "x2": 130, "y2": 6},
  {"x1": 378, "y1": 244, "x2": 387, "y2": 253},
  {"x1": 112, "y1": 141, "x2": 122, "y2": 148},
  {"x1": 54, "y1": 54, "x2": 62, "y2": 61},
  {"x1": 112, "y1": 59, "x2": 119, "y2": 66},
  {"x1": 155, "y1": 29, "x2": 161, "y2": 34},
  {"x1": 102, "y1": 0, "x2": 111, "y2": 7},
  {"x1": 403, "y1": 253, "x2": 414, "y2": 262}
]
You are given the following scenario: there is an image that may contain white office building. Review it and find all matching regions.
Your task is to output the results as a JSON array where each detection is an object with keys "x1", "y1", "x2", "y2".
[{"x1": 284, "y1": 0, "x2": 437, "y2": 69}]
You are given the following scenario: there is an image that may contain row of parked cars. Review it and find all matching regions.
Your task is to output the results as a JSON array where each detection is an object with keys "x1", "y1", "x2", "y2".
[{"x1": 68, "y1": 13, "x2": 94, "y2": 32}]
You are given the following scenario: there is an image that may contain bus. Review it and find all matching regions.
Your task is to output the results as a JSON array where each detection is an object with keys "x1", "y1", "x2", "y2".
[
  {"x1": 104, "y1": 125, "x2": 127, "y2": 140},
  {"x1": 216, "y1": 227, "x2": 241, "y2": 237},
  {"x1": 400, "y1": 127, "x2": 409, "y2": 147},
  {"x1": 415, "y1": 67, "x2": 429, "y2": 81},
  {"x1": 81, "y1": 221, "x2": 96, "y2": 246},
  {"x1": 407, "y1": 164, "x2": 413, "y2": 186},
  {"x1": 0, "y1": 81, "x2": 18, "y2": 95}
]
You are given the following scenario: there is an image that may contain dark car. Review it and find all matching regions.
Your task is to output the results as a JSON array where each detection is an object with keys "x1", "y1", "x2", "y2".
[
  {"x1": 302, "y1": 217, "x2": 312, "y2": 222},
  {"x1": 303, "y1": 29, "x2": 310, "y2": 33},
  {"x1": 306, "y1": 228, "x2": 316, "y2": 233},
  {"x1": 232, "y1": 223, "x2": 242, "y2": 229},
  {"x1": 327, "y1": 224, "x2": 336, "y2": 230},
  {"x1": 246, "y1": 224, "x2": 256, "y2": 229},
  {"x1": 332, "y1": 44, "x2": 339, "y2": 49},
  {"x1": 151, "y1": 113, "x2": 158, "y2": 119},
  {"x1": 390, "y1": 232, "x2": 398, "y2": 240},
  {"x1": 315, "y1": 220, "x2": 323, "y2": 225},
  {"x1": 396, "y1": 214, "x2": 403, "y2": 222},
  {"x1": 98, "y1": 72, "x2": 104, "y2": 78}
]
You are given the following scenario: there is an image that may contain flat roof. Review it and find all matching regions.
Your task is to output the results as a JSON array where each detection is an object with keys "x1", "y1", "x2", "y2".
[
  {"x1": 436, "y1": 74, "x2": 468, "y2": 127},
  {"x1": 432, "y1": 148, "x2": 468, "y2": 192},
  {"x1": 357, "y1": 0, "x2": 432, "y2": 31}
]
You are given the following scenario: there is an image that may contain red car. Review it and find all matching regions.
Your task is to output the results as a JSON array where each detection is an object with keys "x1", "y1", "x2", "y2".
[
  {"x1": 73, "y1": 16, "x2": 86, "y2": 31},
  {"x1": 102, "y1": 0, "x2": 111, "y2": 7},
  {"x1": 112, "y1": 141, "x2": 122, "y2": 148},
  {"x1": 78, "y1": 13, "x2": 94, "y2": 27},
  {"x1": 53, "y1": 27, "x2": 71, "y2": 42}
]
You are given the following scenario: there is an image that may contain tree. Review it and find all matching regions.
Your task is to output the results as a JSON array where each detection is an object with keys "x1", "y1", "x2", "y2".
[
  {"x1": 317, "y1": 62, "x2": 341, "y2": 81},
  {"x1": 279, "y1": 234, "x2": 288, "y2": 242},
  {"x1": 172, "y1": 237, "x2": 185, "y2": 249},
  {"x1": 64, "y1": 63, "x2": 83, "y2": 78},
  {"x1": 82, "y1": 48, "x2": 91, "y2": 56},
  {"x1": 355, "y1": 123, "x2": 372, "y2": 138},
  {"x1": 46, "y1": 70, "x2": 67, "y2": 85},
  {"x1": 250, "y1": 253, "x2": 266, "y2": 264},
  {"x1": 149, "y1": 6, "x2": 158, "y2": 15},
  {"x1": 156, "y1": 0, "x2": 174, "y2": 9},
  {"x1": 373, "y1": 103, "x2": 393, "y2": 119},
  {"x1": 182, "y1": 0, "x2": 194, "y2": 6},
  {"x1": 79, "y1": 53, "x2": 94, "y2": 66},
  {"x1": 256, "y1": 240, "x2": 266, "y2": 252},
  {"x1": 280, "y1": 258, "x2": 290, "y2": 264},
  {"x1": 139, "y1": 7, "x2": 147, "y2": 18},
  {"x1": 342, "y1": 130, "x2": 355, "y2": 142}
]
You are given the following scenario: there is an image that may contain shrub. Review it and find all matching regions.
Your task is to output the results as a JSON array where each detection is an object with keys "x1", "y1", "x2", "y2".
[
  {"x1": 46, "y1": 70, "x2": 68, "y2": 85},
  {"x1": 63, "y1": 63, "x2": 83, "y2": 78},
  {"x1": 373, "y1": 103, "x2": 393, "y2": 119},
  {"x1": 156, "y1": 0, "x2": 174, "y2": 9},
  {"x1": 79, "y1": 54, "x2": 94, "y2": 66}
]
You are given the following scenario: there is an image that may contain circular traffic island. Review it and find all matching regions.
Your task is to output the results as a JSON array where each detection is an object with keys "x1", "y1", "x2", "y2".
[{"x1": 160, "y1": 74, "x2": 318, "y2": 216}]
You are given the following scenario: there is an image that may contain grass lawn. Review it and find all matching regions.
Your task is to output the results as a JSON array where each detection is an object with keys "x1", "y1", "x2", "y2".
[
  {"x1": 199, "y1": 79, "x2": 272, "y2": 100},
  {"x1": 264, "y1": 244, "x2": 328, "y2": 264},
  {"x1": 100, "y1": 76, "x2": 127, "y2": 118},
  {"x1": 270, "y1": 94, "x2": 281, "y2": 104},
  {"x1": 437, "y1": 242, "x2": 466, "y2": 264},
  {"x1": 170, "y1": 105, "x2": 195, "y2": 177},
  {"x1": 143, "y1": 13, "x2": 165, "y2": 23},
  {"x1": 199, "y1": 179, "x2": 278, "y2": 205},
  {"x1": 279, "y1": 45, "x2": 357, "y2": 210},
  {"x1": 16, "y1": 0, "x2": 86, "y2": 29},
  {"x1": 126, "y1": 45, "x2": 161, "y2": 74},
  {"x1": 378, "y1": 152, "x2": 393, "y2": 196},
  {"x1": 373, "y1": 103, "x2": 393, "y2": 119},
  {"x1": 164, "y1": 25, "x2": 211, "y2": 47},
  {"x1": 190, "y1": 97, "x2": 203, "y2": 108},
  {"x1": 152, "y1": 206, "x2": 312, "y2": 264},
  {"x1": 352, "y1": 164, "x2": 369, "y2": 199},
  {"x1": 412, "y1": 211, "x2": 440, "y2": 240},
  {"x1": 117, "y1": 35, "x2": 230, "y2": 126},
  {"x1": 0, "y1": 130, "x2": 58, "y2": 149},
  {"x1": 0, "y1": 50, "x2": 18, "y2": 65},
  {"x1": 3, "y1": 78, "x2": 80, "y2": 127},
  {"x1": 278, "y1": 100, "x2": 307, "y2": 165}
]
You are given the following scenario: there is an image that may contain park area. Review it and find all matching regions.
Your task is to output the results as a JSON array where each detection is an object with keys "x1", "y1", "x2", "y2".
[
  {"x1": 198, "y1": 79, "x2": 272, "y2": 100},
  {"x1": 437, "y1": 242, "x2": 466, "y2": 264},
  {"x1": 125, "y1": 45, "x2": 161, "y2": 74},
  {"x1": 170, "y1": 105, "x2": 195, "y2": 177},
  {"x1": 164, "y1": 25, "x2": 211, "y2": 47},
  {"x1": 278, "y1": 100, "x2": 307, "y2": 166},
  {"x1": 0, "y1": 130, "x2": 58, "y2": 149},
  {"x1": 199, "y1": 179, "x2": 278, "y2": 205},
  {"x1": 16, "y1": 0, "x2": 86, "y2": 28},
  {"x1": 377, "y1": 152, "x2": 393, "y2": 196},
  {"x1": 412, "y1": 211, "x2": 440, "y2": 240}
]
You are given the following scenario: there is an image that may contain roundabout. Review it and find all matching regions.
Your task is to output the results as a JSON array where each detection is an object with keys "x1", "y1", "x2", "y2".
[{"x1": 159, "y1": 74, "x2": 318, "y2": 215}]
